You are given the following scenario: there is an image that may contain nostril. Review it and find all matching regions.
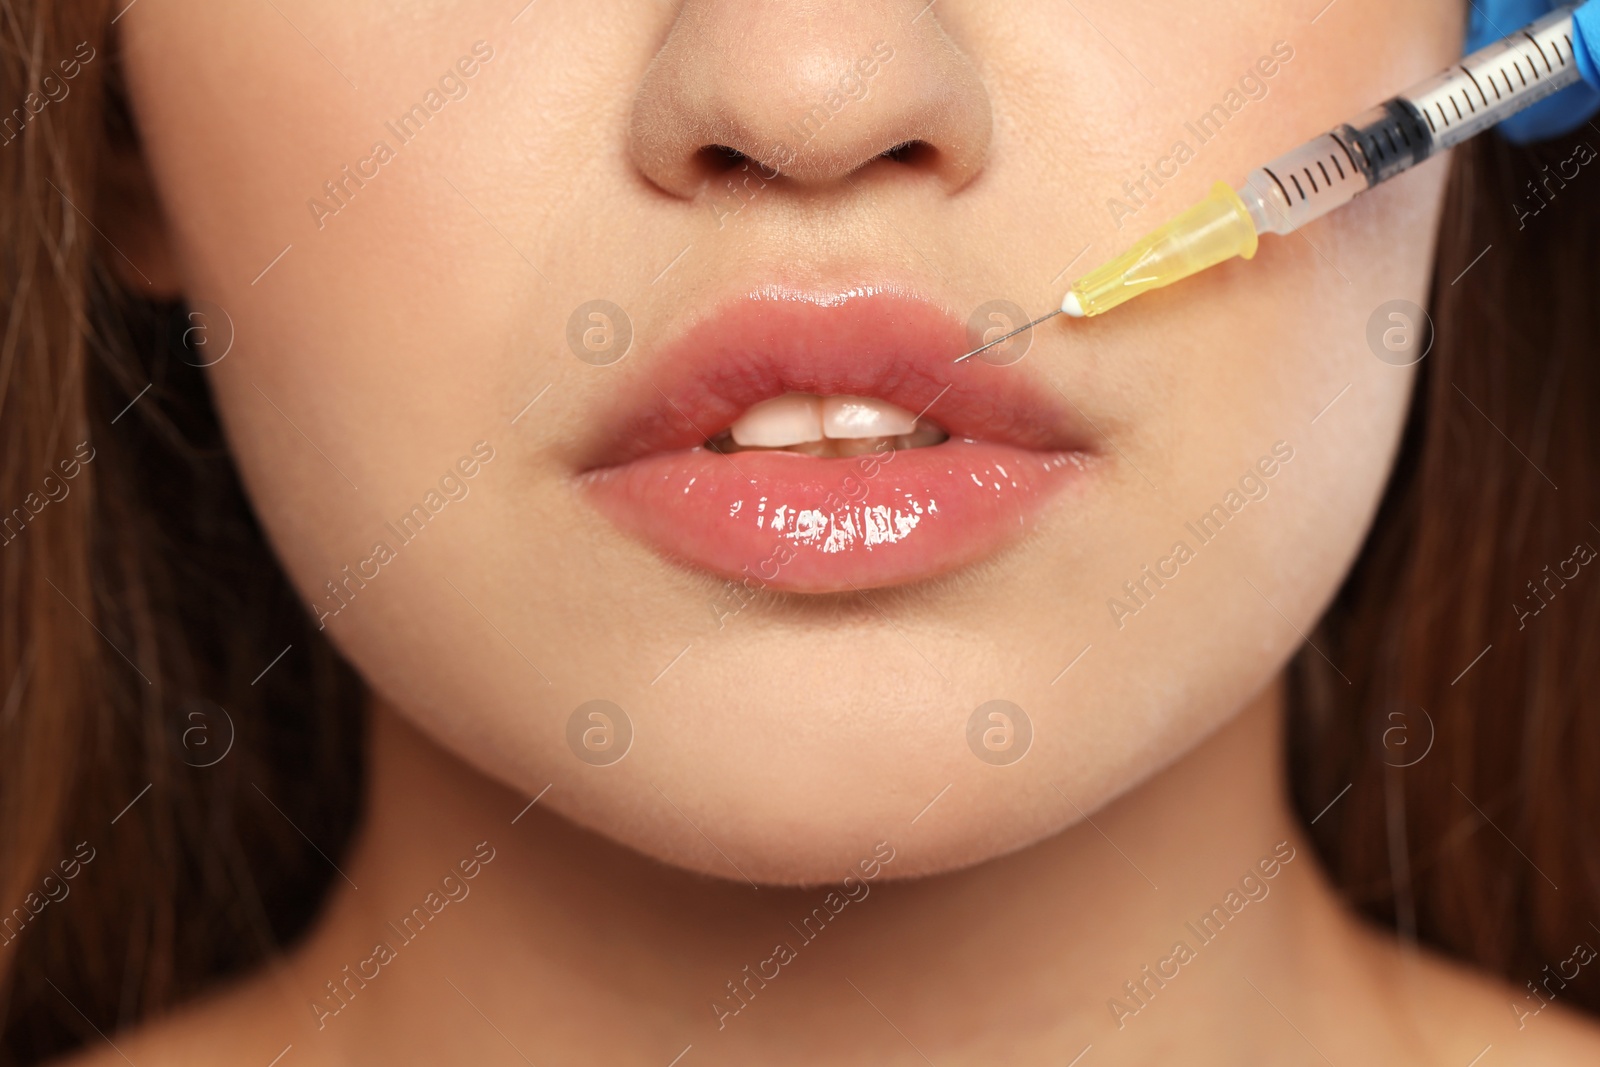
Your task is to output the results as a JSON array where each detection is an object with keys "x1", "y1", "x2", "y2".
[
  {"x1": 880, "y1": 140, "x2": 934, "y2": 165},
  {"x1": 697, "y1": 144, "x2": 750, "y2": 173},
  {"x1": 690, "y1": 139, "x2": 934, "y2": 186}
]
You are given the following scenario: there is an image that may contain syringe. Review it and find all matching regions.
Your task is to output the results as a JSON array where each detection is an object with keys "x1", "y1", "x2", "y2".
[{"x1": 956, "y1": 3, "x2": 1593, "y2": 359}]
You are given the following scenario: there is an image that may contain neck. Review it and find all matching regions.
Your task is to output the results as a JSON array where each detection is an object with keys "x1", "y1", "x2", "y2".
[{"x1": 277, "y1": 682, "x2": 1404, "y2": 1064}]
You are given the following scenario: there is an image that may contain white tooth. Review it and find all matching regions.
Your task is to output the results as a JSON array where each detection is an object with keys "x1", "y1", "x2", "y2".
[
  {"x1": 821, "y1": 395, "x2": 919, "y2": 439},
  {"x1": 729, "y1": 393, "x2": 824, "y2": 447}
]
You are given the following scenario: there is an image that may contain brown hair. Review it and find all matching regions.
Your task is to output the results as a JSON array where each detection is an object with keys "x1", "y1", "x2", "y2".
[
  {"x1": 1292, "y1": 120, "x2": 1600, "y2": 989},
  {"x1": 0, "y1": 4, "x2": 361, "y2": 1063},
  {"x1": 2, "y1": 2, "x2": 1597, "y2": 1062}
]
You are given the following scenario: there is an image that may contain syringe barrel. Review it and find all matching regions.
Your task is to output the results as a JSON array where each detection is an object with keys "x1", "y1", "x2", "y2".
[
  {"x1": 1240, "y1": 100, "x2": 1433, "y2": 234},
  {"x1": 1239, "y1": 128, "x2": 1377, "y2": 235},
  {"x1": 1240, "y1": 4, "x2": 1581, "y2": 235},
  {"x1": 1403, "y1": 5, "x2": 1584, "y2": 149}
]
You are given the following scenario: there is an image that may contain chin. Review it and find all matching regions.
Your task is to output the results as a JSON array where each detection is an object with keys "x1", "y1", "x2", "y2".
[{"x1": 546, "y1": 770, "x2": 1075, "y2": 887}]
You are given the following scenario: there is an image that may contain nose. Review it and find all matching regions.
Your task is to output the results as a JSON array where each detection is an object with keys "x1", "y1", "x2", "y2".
[{"x1": 628, "y1": 1, "x2": 993, "y2": 195}]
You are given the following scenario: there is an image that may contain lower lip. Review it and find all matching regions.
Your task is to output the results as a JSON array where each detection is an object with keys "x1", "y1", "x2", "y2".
[{"x1": 582, "y1": 439, "x2": 1087, "y2": 593}]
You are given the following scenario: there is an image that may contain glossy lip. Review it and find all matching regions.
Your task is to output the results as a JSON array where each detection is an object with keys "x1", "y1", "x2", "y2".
[{"x1": 576, "y1": 287, "x2": 1100, "y2": 593}]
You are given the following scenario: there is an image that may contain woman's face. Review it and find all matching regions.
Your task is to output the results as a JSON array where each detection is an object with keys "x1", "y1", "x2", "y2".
[{"x1": 117, "y1": 0, "x2": 1457, "y2": 883}]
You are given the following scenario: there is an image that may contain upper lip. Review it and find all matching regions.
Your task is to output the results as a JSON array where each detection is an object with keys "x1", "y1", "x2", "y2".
[{"x1": 576, "y1": 285, "x2": 1095, "y2": 471}]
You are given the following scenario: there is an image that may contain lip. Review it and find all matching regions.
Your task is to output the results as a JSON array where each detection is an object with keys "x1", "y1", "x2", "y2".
[{"x1": 576, "y1": 287, "x2": 1098, "y2": 593}]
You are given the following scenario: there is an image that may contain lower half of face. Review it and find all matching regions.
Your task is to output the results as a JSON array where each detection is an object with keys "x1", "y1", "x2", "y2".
[{"x1": 120, "y1": 0, "x2": 1457, "y2": 882}]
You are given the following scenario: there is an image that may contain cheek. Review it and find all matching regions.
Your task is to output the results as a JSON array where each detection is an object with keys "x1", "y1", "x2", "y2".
[
  {"x1": 1085, "y1": 152, "x2": 1443, "y2": 764},
  {"x1": 115, "y1": 0, "x2": 627, "y2": 634},
  {"x1": 997, "y1": 0, "x2": 1454, "y2": 820}
]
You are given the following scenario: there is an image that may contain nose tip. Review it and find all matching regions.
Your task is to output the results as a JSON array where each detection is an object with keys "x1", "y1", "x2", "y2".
[{"x1": 628, "y1": 2, "x2": 992, "y2": 196}]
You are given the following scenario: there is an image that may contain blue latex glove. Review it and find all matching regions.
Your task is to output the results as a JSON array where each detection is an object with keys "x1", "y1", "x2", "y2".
[{"x1": 1467, "y1": 0, "x2": 1600, "y2": 142}]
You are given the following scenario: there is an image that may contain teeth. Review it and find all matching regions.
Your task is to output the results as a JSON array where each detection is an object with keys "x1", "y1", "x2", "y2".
[
  {"x1": 821, "y1": 396, "x2": 919, "y2": 439},
  {"x1": 729, "y1": 393, "x2": 825, "y2": 448},
  {"x1": 728, "y1": 393, "x2": 925, "y2": 449}
]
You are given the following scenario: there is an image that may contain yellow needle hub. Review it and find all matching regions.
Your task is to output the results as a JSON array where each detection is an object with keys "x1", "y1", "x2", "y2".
[{"x1": 1064, "y1": 182, "x2": 1259, "y2": 318}]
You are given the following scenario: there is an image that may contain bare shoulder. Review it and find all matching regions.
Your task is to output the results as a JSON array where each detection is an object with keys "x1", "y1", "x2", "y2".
[
  {"x1": 44, "y1": 964, "x2": 338, "y2": 1067},
  {"x1": 1354, "y1": 919, "x2": 1600, "y2": 1065}
]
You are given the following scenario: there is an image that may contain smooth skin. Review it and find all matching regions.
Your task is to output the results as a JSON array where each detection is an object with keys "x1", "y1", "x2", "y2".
[{"x1": 62, "y1": 0, "x2": 1600, "y2": 1063}]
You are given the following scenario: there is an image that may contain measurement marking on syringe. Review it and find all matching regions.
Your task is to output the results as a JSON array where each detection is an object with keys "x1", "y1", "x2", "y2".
[
  {"x1": 1424, "y1": 108, "x2": 1437, "y2": 134},
  {"x1": 1487, "y1": 73, "x2": 1501, "y2": 101},
  {"x1": 1318, "y1": 160, "x2": 1332, "y2": 186},
  {"x1": 1461, "y1": 66, "x2": 1489, "y2": 108},
  {"x1": 1290, "y1": 172, "x2": 1306, "y2": 200},
  {"x1": 1329, "y1": 131, "x2": 1359, "y2": 174},
  {"x1": 1262, "y1": 167, "x2": 1292, "y2": 208},
  {"x1": 1525, "y1": 32, "x2": 1552, "y2": 73},
  {"x1": 1330, "y1": 153, "x2": 1346, "y2": 180}
]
